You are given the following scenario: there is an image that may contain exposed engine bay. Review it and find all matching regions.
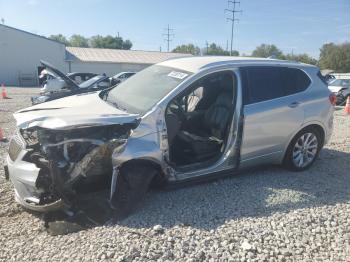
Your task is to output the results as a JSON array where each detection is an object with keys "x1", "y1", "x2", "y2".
[{"x1": 18, "y1": 124, "x2": 133, "y2": 209}]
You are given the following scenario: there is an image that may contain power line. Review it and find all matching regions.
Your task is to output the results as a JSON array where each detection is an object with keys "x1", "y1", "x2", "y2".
[
  {"x1": 162, "y1": 24, "x2": 174, "y2": 52},
  {"x1": 225, "y1": 0, "x2": 242, "y2": 56}
]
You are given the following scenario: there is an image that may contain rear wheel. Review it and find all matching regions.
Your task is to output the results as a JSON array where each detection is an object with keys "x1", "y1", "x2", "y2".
[
  {"x1": 284, "y1": 127, "x2": 322, "y2": 171},
  {"x1": 110, "y1": 163, "x2": 158, "y2": 219}
]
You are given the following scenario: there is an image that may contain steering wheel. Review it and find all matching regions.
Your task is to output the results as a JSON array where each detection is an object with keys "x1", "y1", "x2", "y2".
[{"x1": 170, "y1": 98, "x2": 187, "y2": 122}]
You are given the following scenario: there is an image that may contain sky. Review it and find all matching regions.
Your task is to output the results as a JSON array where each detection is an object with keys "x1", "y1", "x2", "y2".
[{"x1": 0, "y1": 0, "x2": 349, "y2": 58}]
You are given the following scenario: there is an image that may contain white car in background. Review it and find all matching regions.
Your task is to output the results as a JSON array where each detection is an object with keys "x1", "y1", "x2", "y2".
[
  {"x1": 110, "y1": 72, "x2": 136, "y2": 86},
  {"x1": 328, "y1": 78, "x2": 350, "y2": 105}
]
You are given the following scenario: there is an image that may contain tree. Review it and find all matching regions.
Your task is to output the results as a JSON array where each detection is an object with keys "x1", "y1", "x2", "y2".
[
  {"x1": 284, "y1": 53, "x2": 318, "y2": 65},
  {"x1": 252, "y1": 44, "x2": 283, "y2": 58},
  {"x1": 69, "y1": 34, "x2": 89, "y2": 47},
  {"x1": 172, "y1": 44, "x2": 200, "y2": 55},
  {"x1": 49, "y1": 34, "x2": 70, "y2": 46},
  {"x1": 90, "y1": 35, "x2": 132, "y2": 50},
  {"x1": 319, "y1": 42, "x2": 350, "y2": 72},
  {"x1": 123, "y1": 39, "x2": 133, "y2": 50},
  {"x1": 203, "y1": 43, "x2": 239, "y2": 56}
]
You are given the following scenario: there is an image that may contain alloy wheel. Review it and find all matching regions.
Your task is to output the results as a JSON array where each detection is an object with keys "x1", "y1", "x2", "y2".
[{"x1": 292, "y1": 132, "x2": 318, "y2": 168}]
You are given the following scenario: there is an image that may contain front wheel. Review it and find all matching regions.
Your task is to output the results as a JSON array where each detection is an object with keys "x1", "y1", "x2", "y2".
[
  {"x1": 284, "y1": 128, "x2": 322, "y2": 171},
  {"x1": 110, "y1": 163, "x2": 158, "y2": 219}
]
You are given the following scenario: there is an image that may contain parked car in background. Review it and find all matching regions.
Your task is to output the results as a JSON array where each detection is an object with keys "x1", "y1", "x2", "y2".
[
  {"x1": 31, "y1": 74, "x2": 112, "y2": 105},
  {"x1": 39, "y1": 60, "x2": 101, "y2": 94},
  {"x1": 328, "y1": 78, "x2": 350, "y2": 105},
  {"x1": 324, "y1": 74, "x2": 335, "y2": 83},
  {"x1": 66, "y1": 72, "x2": 98, "y2": 84},
  {"x1": 5, "y1": 57, "x2": 334, "y2": 217},
  {"x1": 110, "y1": 72, "x2": 136, "y2": 86},
  {"x1": 39, "y1": 68, "x2": 97, "y2": 87}
]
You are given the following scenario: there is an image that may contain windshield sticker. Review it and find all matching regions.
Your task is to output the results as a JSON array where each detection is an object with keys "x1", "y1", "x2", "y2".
[{"x1": 168, "y1": 71, "x2": 189, "y2": 79}]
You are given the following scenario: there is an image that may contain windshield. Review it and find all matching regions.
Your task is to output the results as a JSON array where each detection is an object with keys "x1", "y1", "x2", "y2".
[
  {"x1": 329, "y1": 79, "x2": 350, "y2": 87},
  {"x1": 79, "y1": 75, "x2": 106, "y2": 88},
  {"x1": 105, "y1": 65, "x2": 192, "y2": 114}
]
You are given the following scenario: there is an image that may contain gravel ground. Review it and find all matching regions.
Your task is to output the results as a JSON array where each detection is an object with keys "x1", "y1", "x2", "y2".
[{"x1": 1, "y1": 87, "x2": 350, "y2": 261}]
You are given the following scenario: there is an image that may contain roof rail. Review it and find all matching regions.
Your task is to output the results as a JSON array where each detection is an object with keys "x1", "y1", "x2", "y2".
[{"x1": 200, "y1": 58, "x2": 299, "y2": 70}]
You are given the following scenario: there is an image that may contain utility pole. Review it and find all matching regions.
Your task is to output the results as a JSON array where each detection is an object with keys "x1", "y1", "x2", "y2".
[
  {"x1": 205, "y1": 41, "x2": 209, "y2": 55},
  {"x1": 1, "y1": 18, "x2": 4, "y2": 25},
  {"x1": 225, "y1": 0, "x2": 242, "y2": 56},
  {"x1": 162, "y1": 24, "x2": 174, "y2": 52}
]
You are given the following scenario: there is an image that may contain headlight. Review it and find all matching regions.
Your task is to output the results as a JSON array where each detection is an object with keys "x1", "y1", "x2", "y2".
[{"x1": 21, "y1": 128, "x2": 39, "y2": 146}]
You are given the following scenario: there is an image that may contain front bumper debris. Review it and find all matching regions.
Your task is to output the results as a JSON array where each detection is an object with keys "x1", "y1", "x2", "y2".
[{"x1": 6, "y1": 124, "x2": 131, "y2": 213}]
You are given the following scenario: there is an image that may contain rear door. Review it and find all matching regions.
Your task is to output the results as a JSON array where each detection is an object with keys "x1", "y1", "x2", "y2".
[{"x1": 240, "y1": 66, "x2": 310, "y2": 165}]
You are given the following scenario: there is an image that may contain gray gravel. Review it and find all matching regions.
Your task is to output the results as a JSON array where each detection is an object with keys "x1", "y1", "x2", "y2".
[{"x1": 1, "y1": 87, "x2": 350, "y2": 261}]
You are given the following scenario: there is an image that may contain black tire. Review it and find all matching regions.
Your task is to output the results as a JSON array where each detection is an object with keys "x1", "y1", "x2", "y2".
[
  {"x1": 110, "y1": 163, "x2": 158, "y2": 219},
  {"x1": 284, "y1": 127, "x2": 323, "y2": 172},
  {"x1": 340, "y1": 95, "x2": 349, "y2": 106}
]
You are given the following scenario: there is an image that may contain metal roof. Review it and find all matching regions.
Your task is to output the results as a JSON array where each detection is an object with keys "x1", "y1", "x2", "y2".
[
  {"x1": 66, "y1": 47, "x2": 191, "y2": 64},
  {"x1": 0, "y1": 24, "x2": 65, "y2": 46}
]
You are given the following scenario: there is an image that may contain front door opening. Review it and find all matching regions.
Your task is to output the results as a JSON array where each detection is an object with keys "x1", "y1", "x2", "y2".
[{"x1": 165, "y1": 71, "x2": 236, "y2": 167}]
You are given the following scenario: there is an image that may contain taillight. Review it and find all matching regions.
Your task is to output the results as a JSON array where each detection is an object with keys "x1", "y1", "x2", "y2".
[{"x1": 329, "y1": 93, "x2": 336, "y2": 106}]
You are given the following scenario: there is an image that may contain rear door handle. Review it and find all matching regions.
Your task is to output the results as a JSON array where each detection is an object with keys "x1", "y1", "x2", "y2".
[{"x1": 288, "y1": 101, "x2": 301, "y2": 108}]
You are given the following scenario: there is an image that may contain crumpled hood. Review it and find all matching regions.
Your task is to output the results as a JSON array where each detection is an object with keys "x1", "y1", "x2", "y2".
[
  {"x1": 328, "y1": 85, "x2": 345, "y2": 93},
  {"x1": 15, "y1": 92, "x2": 140, "y2": 130}
]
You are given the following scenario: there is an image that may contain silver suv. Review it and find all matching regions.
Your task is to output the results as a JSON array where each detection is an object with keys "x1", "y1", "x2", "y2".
[{"x1": 5, "y1": 57, "x2": 334, "y2": 216}]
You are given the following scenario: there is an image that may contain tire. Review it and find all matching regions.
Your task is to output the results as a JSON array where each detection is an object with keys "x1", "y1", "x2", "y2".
[
  {"x1": 284, "y1": 127, "x2": 323, "y2": 171},
  {"x1": 110, "y1": 163, "x2": 158, "y2": 219},
  {"x1": 340, "y1": 95, "x2": 349, "y2": 106}
]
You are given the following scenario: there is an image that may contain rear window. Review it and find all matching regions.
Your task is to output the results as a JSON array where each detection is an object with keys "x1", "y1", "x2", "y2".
[{"x1": 241, "y1": 66, "x2": 311, "y2": 104}]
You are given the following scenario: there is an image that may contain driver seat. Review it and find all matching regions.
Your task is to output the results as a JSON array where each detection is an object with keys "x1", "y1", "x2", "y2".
[{"x1": 177, "y1": 91, "x2": 233, "y2": 161}]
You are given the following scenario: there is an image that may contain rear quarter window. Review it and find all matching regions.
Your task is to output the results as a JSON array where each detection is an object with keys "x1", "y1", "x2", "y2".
[{"x1": 281, "y1": 68, "x2": 311, "y2": 95}]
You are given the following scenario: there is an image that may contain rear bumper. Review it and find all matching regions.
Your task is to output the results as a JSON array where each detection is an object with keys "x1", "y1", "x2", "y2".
[{"x1": 6, "y1": 153, "x2": 64, "y2": 212}]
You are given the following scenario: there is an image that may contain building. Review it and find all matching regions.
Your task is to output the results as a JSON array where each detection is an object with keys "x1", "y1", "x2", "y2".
[
  {"x1": 65, "y1": 47, "x2": 189, "y2": 77},
  {"x1": 0, "y1": 24, "x2": 190, "y2": 86},
  {"x1": 0, "y1": 24, "x2": 67, "y2": 86}
]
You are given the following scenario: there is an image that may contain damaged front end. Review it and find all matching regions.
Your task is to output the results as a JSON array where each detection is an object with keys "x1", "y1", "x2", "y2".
[{"x1": 7, "y1": 124, "x2": 134, "y2": 212}]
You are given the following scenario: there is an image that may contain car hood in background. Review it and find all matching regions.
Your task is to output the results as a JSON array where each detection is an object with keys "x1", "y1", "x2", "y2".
[
  {"x1": 15, "y1": 92, "x2": 140, "y2": 130},
  {"x1": 328, "y1": 85, "x2": 345, "y2": 93},
  {"x1": 41, "y1": 60, "x2": 79, "y2": 90}
]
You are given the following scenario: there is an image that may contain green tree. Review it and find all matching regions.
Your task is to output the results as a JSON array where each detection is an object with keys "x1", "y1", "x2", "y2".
[
  {"x1": 284, "y1": 53, "x2": 318, "y2": 65},
  {"x1": 90, "y1": 35, "x2": 132, "y2": 50},
  {"x1": 319, "y1": 42, "x2": 350, "y2": 72},
  {"x1": 203, "y1": 43, "x2": 239, "y2": 56},
  {"x1": 252, "y1": 44, "x2": 283, "y2": 58},
  {"x1": 69, "y1": 34, "x2": 89, "y2": 47},
  {"x1": 49, "y1": 34, "x2": 70, "y2": 45},
  {"x1": 89, "y1": 35, "x2": 104, "y2": 48},
  {"x1": 172, "y1": 44, "x2": 200, "y2": 55},
  {"x1": 123, "y1": 39, "x2": 133, "y2": 50}
]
